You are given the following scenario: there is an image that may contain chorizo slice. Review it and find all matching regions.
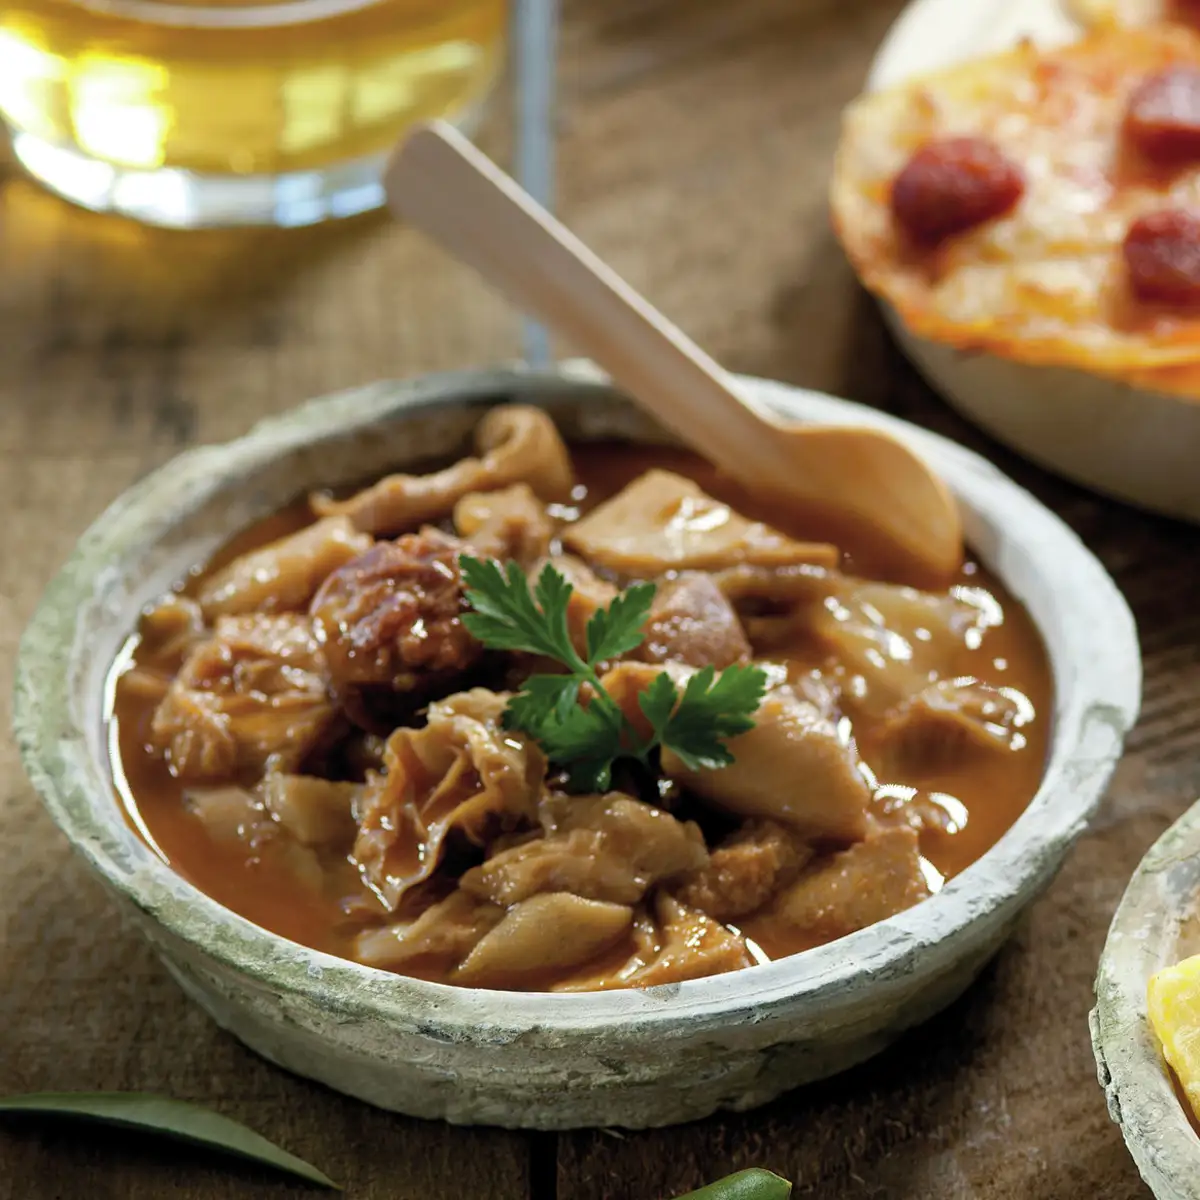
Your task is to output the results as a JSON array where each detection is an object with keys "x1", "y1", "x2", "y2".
[
  {"x1": 310, "y1": 528, "x2": 481, "y2": 697},
  {"x1": 890, "y1": 136, "x2": 1025, "y2": 245},
  {"x1": 1124, "y1": 66, "x2": 1200, "y2": 163},
  {"x1": 1124, "y1": 208, "x2": 1200, "y2": 303}
]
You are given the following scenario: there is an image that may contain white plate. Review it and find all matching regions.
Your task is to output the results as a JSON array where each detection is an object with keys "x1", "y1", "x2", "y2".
[{"x1": 862, "y1": 0, "x2": 1200, "y2": 523}]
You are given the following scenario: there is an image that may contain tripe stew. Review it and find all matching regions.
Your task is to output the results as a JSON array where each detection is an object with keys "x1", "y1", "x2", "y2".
[{"x1": 108, "y1": 406, "x2": 1051, "y2": 992}]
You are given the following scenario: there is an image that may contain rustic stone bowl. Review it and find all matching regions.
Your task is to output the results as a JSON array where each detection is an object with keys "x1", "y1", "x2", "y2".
[
  {"x1": 1092, "y1": 803, "x2": 1200, "y2": 1199},
  {"x1": 14, "y1": 364, "x2": 1140, "y2": 1130},
  {"x1": 862, "y1": 0, "x2": 1200, "y2": 523}
]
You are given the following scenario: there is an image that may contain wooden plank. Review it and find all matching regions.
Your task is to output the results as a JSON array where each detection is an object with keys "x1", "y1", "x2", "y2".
[{"x1": 0, "y1": 847, "x2": 528, "y2": 1200}]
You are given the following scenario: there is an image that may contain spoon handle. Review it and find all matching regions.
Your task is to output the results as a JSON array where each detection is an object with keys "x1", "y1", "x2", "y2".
[{"x1": 384, "y1": 121, "x2": 797, "y2": 485}]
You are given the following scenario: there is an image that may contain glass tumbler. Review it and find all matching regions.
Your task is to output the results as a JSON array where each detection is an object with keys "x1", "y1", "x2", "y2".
[{"x1": 0, "y1": 0, "x2": 507, "y2": 227}]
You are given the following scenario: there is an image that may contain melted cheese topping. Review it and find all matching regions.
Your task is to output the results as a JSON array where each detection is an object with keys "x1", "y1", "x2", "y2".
[
  {"x1": 1069, "y1": 0, "x2": 1191, "y2": 29},
  {"x1": 831, "y1": 27, "x2": 1200, "y2": 389}
]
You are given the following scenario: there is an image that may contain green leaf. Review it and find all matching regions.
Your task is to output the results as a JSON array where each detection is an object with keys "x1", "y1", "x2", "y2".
[
  {"x1": 673, "y1": 1169, "x2": 792, "y2": 1200},
  {"x1": 459, "y1": 554, "x2": 764, "y2": 791},
  {"x1": 566, "y1": 756, "x2": 614, "y2": 793},
  {"x1": 637, "y1": 670, "x2": 679, "y2": 739},
  {"x1": 0, "y1": 1093, "x2": 339, "y2": 1190},
  {"x1": 586, "y1": 581, "x2": 657, "y2": 664},
  {"x1": 537, "y1": 697, "x2": 626, "y2": 769},
  {"x1": 504, "y1": 675, "x2": 580, "y2": 733},
  {"x1": 459, "y1": 556, "x2": 572, "y2": 661},
  {"x1": 662, "y1": 664, "x2": 769, "y2": 771},
  {"x1": 531, "y1": 562, "x2": 582, "y2": 665}
]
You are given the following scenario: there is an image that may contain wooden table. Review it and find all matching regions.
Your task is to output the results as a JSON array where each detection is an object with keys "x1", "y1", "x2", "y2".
[{"x1": 0, "y1": 0, "x2": 1191, "y2": 1195}]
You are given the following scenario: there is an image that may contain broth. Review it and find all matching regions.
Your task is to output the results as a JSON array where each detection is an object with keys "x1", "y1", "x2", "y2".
[{"x1": 107, "y1": 438, "x2": 1052, "y2": 989}]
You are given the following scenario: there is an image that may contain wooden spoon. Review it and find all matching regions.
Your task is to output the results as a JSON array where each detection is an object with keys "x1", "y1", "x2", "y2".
[{"x1": 384, "y1": 121, "x2": 964, "y2": 585}]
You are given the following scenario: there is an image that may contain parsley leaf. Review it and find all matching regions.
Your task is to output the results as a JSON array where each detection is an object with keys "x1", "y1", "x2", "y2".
[
  {"x1": 503, "y1": 675, "x2": 581, "y2": 731},
  {"x1": 585, "y1": 582, "x2": 657, "y2": 664},
  {"x1": 460, "y1": 557, "x2": 582, "y2": 667},
  {"x1": 458, "y1": 554, "x2": 767, "y2": 791},
  {"x1": 537, "y1": 696, "x2": 622, "y2": 761},
  {"x1": 636, "y1": 669, "x2": 678, "y2": 736},
  {"x1": 653, "y1": 663, "x2": 768, "y2": 771}
]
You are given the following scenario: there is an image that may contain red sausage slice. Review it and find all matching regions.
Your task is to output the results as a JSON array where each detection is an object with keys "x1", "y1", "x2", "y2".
[
  {"x1": 890, "y1": 136, "x2": 1025, "y2": 245},
  {"x1": 1124, "y1": 66, "x2": 1200, "y2": 163},
  {"x1": 1124, "y1": 208, "x2": 1200, "y2": 304}
]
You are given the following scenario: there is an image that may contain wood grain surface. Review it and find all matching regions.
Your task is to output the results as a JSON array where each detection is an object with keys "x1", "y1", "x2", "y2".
[{"x1": 0, "y1": 0, "x2": 1189, "y2": 1196}]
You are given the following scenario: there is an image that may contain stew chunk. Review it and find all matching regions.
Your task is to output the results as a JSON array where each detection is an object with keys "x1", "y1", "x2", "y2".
[
  {"x1": 763, "y1": 824, "x2": 931, "y2": 944},
  {"x1": 454, "y1": 893, "x2": 635, "y2": 988},
  {"x1": 312, "y1": 406, "x2": 575, "y2": 535},
  {"x1": 453, "y1": 484, "x2": 553, "y2": 567},
  {"x1": 354, "y1": 892, "x2": 505, "y2": 972},
  {"x1": 639, "y1": 572, "x2": 752, "y2": 669},
  {"x1": 150, "y1": 614, "x2": 335, "y2": 782},
  {"x1": 310, "y1": 528, "x2": 482, "y2": 700},
  {"x1": 353, "y1": 689, "x2": 546, "y2": 911},
  {"x1": 661, "y1": 681, "x2": 873, "y2": 843},
  {"x1": 198, "y1": 516, "x2": 372, "y2": 620},
  {"x1": 564, "y1": 469, "x2": 837, "y2": 576},
  {"x1": 676, "y1": 820, "x2": 813, "y2": 922},
  {"x1": 459, "y1": 793, "x2": 709, "y2": 907}
]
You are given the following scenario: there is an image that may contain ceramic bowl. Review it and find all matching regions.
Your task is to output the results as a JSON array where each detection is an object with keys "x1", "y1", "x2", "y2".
[
  {"x1": 14, "y1": 364, "x2": 1140, "y2": 1130},
  {"x1": 1092, "y1": 802, "x2": 1200, "y2": 1200},
  {"x1": 862, "y1": 0, "x2": 1200, "y2": 523}
]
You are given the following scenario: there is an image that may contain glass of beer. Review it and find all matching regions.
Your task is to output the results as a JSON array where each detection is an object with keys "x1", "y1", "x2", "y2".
[{"x1": 0, "y1": 0, "x2": 507, "y2": 227}]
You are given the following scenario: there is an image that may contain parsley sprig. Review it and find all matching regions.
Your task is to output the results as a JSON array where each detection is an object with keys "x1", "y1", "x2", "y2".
[{"x1": 459, "y1": 555, "x2": 768, "y2": 792}]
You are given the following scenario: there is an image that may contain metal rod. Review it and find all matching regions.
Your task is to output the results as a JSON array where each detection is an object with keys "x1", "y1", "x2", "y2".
[{"x1": 513, "y1": 0, "x2": 557, "y2": 367}]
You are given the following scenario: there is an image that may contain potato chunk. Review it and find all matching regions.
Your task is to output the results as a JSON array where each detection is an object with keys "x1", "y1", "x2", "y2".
[
  {"x1": 454, "y1": 893, "x2": 634, "y2": 987},
  {"x1": 1149, "y1": 953, "x2": 1200, "y2": 1130},
  {"x1": 767, "y1": 825, "x2": 932, "y2": 942},
  {"x1": 662, "y1": 682, "x2": 872, "y2": 843}
]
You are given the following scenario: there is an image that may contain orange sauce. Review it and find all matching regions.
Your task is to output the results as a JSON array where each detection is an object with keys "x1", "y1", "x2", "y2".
[{"x1": 107, "y1": 443, "x2": 1053, "y2": 979}]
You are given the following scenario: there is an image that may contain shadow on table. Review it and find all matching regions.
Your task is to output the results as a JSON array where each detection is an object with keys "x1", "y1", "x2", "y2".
[{"x1": 0, "y1": 1115, "x2": 314, "y2": 1199}]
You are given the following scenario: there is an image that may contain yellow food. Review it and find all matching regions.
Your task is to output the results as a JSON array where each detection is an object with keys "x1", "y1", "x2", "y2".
[
  {"x1": 1148, "y1": 953, "x2": 1200, "y2": 1118},
  {"x1": 831, "y1": 27, "x2": 1200, "y2": 394},
  {"x1": 1069, "y1": 0, "x2": 1192, "y2": 30}
]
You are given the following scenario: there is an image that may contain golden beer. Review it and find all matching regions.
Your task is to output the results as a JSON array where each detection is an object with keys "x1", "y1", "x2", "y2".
[{"x1": 0, "y1": 0, "x2": 507, "y2": 225}]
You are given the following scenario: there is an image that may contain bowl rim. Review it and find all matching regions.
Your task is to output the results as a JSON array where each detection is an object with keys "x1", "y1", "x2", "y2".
[
  {"x1": 13, "y1": 363, "x2": 1142, "y2": 1040},
  {"x1": 1092, "y1": 800, "x2": 1200, "y2": 1200}
]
